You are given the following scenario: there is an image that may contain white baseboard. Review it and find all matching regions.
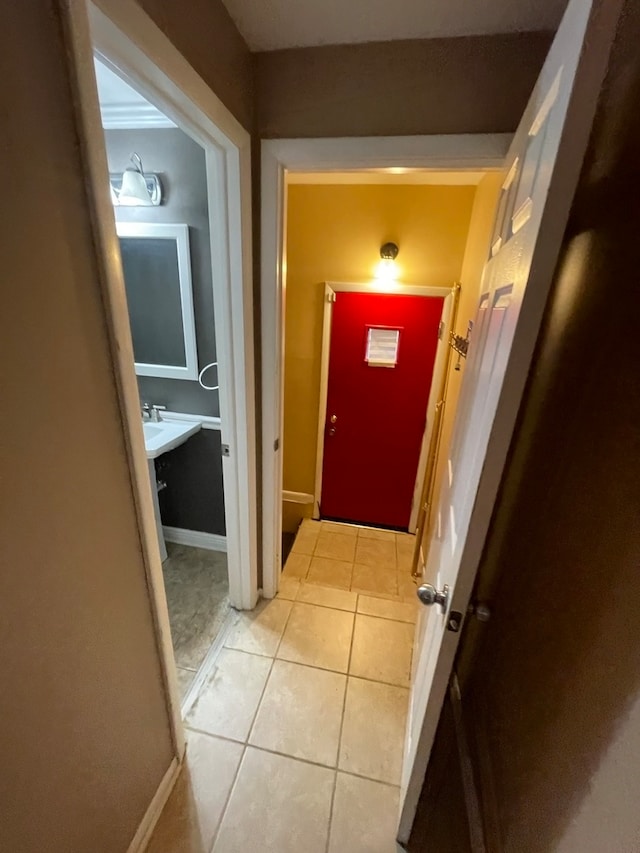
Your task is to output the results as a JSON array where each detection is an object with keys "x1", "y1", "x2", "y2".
[
  {"x1": 163, "y1": 526, "x2": 227, "y2": 552},
  {"x1": 127, "y1": 756, "x2": 181, "y2": 853},
  {"x1": 283, "y1": 490, "x2": 315, "y2": 505}
]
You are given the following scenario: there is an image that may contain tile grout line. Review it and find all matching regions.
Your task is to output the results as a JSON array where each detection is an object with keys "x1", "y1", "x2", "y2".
[
  {"x1": 185, "y1": 725, "x2": 404, "y2": 789},
  {"x1": 244, "y1": 653, "x2": 278, "y2": 746},
  {"x1": 242, "y1": 593, "x2": 296, "y2": 747},
  {"x1": 324, "y1": 770, "x2": 339, "y2": 853},
  {"x1": 324, "y1": 595, "x2": 357, "y2": 853},
  {"x1": 206, "y1": 599, "x2": 294, "y2": 853},
  {"x1": 206, "y1": 740, "x2": 248, "y2": 853},
  {"x1": 194, "y1": 518, "x2": 412, "y2": 853},
  {"x1": 221, "y1": 640, "x2": 412, "y2": 688},
  {"x1": 207, "y1": 521, "x2": 410, "y2": 848},
  {"x1": 335, "y1": 600, "x2": 358, "y2": 771},
  {"x1": 284, "y1": 575, "x2": 412, "y2": 606}
]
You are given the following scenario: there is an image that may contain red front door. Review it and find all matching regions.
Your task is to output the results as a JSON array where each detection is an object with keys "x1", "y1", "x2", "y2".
[{"x1": 320, "y1": 291, "x2": 443, "y2": 529}]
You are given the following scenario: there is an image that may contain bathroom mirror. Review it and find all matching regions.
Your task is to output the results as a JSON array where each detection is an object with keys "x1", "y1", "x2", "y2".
[{"x1": 116, "y1": 222, "x2": 198, "y2": 380}]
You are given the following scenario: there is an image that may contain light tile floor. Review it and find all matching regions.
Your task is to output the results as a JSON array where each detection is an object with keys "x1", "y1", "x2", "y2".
[
  {"x1": 289, "y1": 520, "x2": 418, "y2": 601},
  {"x1": 148, "y1": 521, "x2": 419, "y2": 852}
]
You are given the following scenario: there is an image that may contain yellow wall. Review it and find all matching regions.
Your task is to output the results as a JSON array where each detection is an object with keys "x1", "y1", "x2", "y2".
[
  {"x1": 283, "y1": 183, "x2": 477, "y2": 526},
  {"x1": 423, "y1": 172, "x2": 503, "y2": 556}
]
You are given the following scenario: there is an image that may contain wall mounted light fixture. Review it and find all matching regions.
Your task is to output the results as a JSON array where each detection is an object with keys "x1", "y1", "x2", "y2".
[
  {"x1": 110, "y1": 152, "x2": 162, "y2": 206},
  {"x1": 375, "y1": 242, "x2": 399, "y2": 282}
]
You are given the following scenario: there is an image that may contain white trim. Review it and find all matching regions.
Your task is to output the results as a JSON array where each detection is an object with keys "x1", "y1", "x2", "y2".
[
  {"x1": 287, "y1": 170, "x2": 487, "y2": 186},
  {"x1": 116, "y1": 221, "x2": 199, "y2": 380},
  {"x1": 163, "y1": 525, "x2": 227, "y2": 552},
  {"x1": 261, "y1": 145, "x2": 287, "y2": 600},
  {"x1": 282, "y1": 490, "x2": 315, "y2": 505},
  {"x1": 261, "y1": 135, "x2": 510, "y2": 602},
  {"x1": 126, "y1": 756, "x2": 182, "y2": 853},
  {"x1": 314, "y1": 281, "x2": 450, "y2": 525},
  {"x1": 327, "y1": 281, "x2": 450, "y2": 298},
  {"x1": 100, "y1": 102, "x2": 176, "y2": 129},
  {"x1": 274, "y1": 135, "x2": 511, "y2": 172},
  {"x1": 90, "y1": 0, "x2": 247, "y2": 143},
  {"x1": 313, "y1": 284, "x2": 335, "y2": 518},
  {"x1": 89, "y1": 0, "x2": 257, "y2": 616}
]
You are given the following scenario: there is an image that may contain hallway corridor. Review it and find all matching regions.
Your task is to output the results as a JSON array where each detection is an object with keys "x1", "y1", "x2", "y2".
[{"x1": 147, "y1": 521, "x2": 418, "y2": 851}]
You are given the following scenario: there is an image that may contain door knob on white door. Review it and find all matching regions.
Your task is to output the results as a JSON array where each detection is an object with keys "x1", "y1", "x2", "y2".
[{"x1": 417, "y1": 583, "x2": 449, "y2": 612}]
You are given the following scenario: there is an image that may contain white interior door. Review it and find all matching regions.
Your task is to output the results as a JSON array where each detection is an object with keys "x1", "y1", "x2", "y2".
[{"x1": 398, "y1": 0, "x2": 623, "y2": 842}]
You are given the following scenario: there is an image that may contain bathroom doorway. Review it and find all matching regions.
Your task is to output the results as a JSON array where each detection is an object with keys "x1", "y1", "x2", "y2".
[
  {"x1": 68, "y1": 0, "x2": 258, "y2": 747},
  {"x1": 94, "y1": 59, "x2": 231, "y2": 702}
]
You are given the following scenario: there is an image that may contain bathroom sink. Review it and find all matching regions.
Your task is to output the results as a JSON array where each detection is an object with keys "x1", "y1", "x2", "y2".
[
  {"x1": 142, "y1": 418, "x2": 201, "y2": 459},
  {"x1": 143, "y1": 423, "x2": 164, "y2": 441}
]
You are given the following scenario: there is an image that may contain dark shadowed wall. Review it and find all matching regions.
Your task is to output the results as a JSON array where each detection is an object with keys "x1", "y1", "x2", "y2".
[{"x1": 254, "y1": 33, "x2": 553, "y2": 138}]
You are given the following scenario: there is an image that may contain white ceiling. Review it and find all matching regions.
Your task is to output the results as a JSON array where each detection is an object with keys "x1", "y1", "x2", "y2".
[
  {"x1": 221, "y1": 0, "x2": 568, "y2": 51},
  {"x1": 94, "y1": 59, "x2": 175, "y2": 129}
]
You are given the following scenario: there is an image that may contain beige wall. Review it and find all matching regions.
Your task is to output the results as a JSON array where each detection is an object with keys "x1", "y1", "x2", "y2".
[
  {"x1": 254, "y1": 33, "x2": 552, "y2": 138},
  {"x1": 282, "y1": 183, "x2": 477, "y2": 528},
  {"x1": 137, "y1": 0, "x2": 254, "y2": 129},
  {"x1": 424, "y1": 173, "x2": 502, "y2": 552},
  {"x1": 1, "y1": 5, "x2": 173, "y2": 851},
  {"x1": 132, "y1": 5, "x2": 551, "y2": 140}
]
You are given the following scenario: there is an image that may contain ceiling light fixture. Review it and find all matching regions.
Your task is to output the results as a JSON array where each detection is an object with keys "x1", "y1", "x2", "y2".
[
  {"x1": 110, "y1": 152, "x2": 162, "y2": 206},
  {"x1": 375, "y1": 242, "x2": 400, "y2": 283}
]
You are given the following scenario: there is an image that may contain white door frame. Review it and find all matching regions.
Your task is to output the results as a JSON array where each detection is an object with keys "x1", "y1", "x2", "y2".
[
  {"x1": 314, "y1": 281, "x2": 451, "y2": 528},
  {"x1": 65, "y1": 0, "x2": 258, "y2": 767},
  {"x1": 261, "y1": 134, "x2": 511, "y2": 599}
]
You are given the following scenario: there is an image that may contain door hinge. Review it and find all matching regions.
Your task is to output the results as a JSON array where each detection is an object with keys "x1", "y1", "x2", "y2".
[
  {"x1": 221, "y1": 444, "x2": 230, "y2": 457},
  {"x1": 273, "y1": 437, "x2": 280, "y2": 452},
  {"x1": 327, "y1": 291, "x2": 337, "y2": 303},
  {"x1": 438, "y1": 321, "x2": 445, "y2": 340}
]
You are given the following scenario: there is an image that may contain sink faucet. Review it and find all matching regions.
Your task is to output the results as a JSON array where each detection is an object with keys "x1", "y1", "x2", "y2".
[
  {"x1": 141, "y1": 403, "x2": 166, "y2": 422},
  {"x1": 150, "y1": 404, "x2": 166, "y2": 423}
]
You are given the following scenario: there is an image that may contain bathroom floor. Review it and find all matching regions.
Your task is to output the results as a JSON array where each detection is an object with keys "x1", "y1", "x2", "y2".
[
  {"x1": 148, "y1": 521, "x2": 418, "y2": 852},
  {"x1": 162, "y1": 542, "x2": 230, "y2": 700}
]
